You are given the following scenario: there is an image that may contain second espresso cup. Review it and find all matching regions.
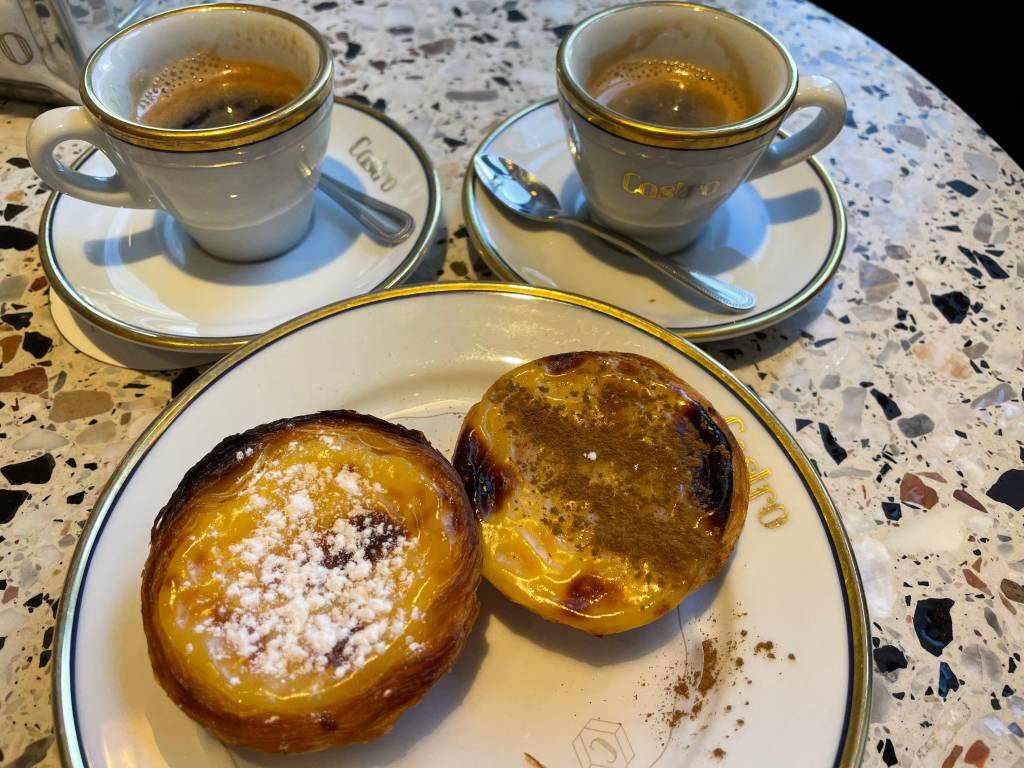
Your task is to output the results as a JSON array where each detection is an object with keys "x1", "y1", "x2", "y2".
[
  {"x1": 27, "y1": 4, "x2": 334, "y2": 262},
  {"x1": 557, "y1": 2, "x2": 846, "y2": 252}
]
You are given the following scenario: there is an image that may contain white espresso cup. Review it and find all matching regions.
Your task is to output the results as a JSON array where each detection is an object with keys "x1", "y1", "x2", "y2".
[
  {"x1": 26, "y1": 4, "x2": 334, "y2": 262},
  {"x1": 556, "y1": 2, "x2": 846, "y2": 252}
]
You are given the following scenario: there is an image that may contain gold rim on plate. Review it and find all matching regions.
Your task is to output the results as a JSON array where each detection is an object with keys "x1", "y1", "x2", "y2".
[
  {"x1": 51, "y1": 282, "x2": 869, "y2": 768},
  {"x1": 37, "y1": 96, "x2": 443, "y2": 354},
  {"x1": 462, "y1": 97, "x2": 847, "y2": 343}
]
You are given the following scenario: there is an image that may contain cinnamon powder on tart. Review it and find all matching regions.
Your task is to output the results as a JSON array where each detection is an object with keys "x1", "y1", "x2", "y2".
[
  {"x1": 495, "y1": 379, "x2": 726, "y2": 587},
  {"x1": 453, "y1": 351, "x2": 749, "y2": 635}
]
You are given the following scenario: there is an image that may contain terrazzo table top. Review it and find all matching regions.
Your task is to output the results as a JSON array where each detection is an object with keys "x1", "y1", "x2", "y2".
[{"x1": 2, "y1": 1, "x2": 1023, "y2": 766}]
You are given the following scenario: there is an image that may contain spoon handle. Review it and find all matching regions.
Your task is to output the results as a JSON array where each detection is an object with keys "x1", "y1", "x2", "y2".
[
  {"x1": 556, "y1": 216, "x2": 757, "y2": 313},
  {"x1": 319, "y1": 174, "x2": 415, "y2": 247}
]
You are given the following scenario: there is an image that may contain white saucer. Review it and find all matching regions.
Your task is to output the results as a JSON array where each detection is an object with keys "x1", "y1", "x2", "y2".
[
  {"x1": 40, "y1": 98, "x2": 441, "y2": 353},
  {"x1": 463, "y1": 98, "x2": 846, "y2": 342},
  {"x1": 49, "y1": 290, "x2": 220, "y2": 371}
]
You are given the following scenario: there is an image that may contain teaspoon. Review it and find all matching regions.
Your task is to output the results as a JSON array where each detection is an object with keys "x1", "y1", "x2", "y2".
[
  {"x1": 473, "y1": 153, "x2": 757, "y2": 313},
  {"x1": 318, "y1": 172, "x2": 415, "y2": 247}
]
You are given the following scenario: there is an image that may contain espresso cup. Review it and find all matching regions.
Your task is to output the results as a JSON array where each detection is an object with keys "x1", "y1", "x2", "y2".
[
  {"x1": 556, "y1": 2, "x2": 846, "y2": 252},
  {"x1": 26, "y1": 4, "x2": 333, "y2": 262}
]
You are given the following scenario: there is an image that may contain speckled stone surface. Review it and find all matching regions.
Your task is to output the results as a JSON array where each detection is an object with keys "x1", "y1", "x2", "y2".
[{"x1": 2, "y1": 1, "x2": 1023, "y2": 766}]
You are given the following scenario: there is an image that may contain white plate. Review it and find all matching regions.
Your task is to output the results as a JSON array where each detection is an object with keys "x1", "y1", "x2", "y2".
[
  {"x1": 463, "y1": 99, "x2": 846, "y2": 341},
  {"x1": 40, "y1": 98, "x2": 441, "y2": 353},
  {"x1": 53, "y1": 284, "x2": 868, "y2": 767}
]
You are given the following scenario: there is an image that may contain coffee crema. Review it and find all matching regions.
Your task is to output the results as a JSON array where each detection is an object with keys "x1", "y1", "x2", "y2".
[
  {"x1": 134, "y1": 52, "x2": 305, "y2": 130},
  {"x1": 587, "y1": 58, "x2": 756, "y2": 129}
]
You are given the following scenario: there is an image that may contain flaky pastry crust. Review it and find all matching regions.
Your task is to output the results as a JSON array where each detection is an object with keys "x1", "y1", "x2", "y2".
[{"x1": 141, "y1": 410, "x2": 481, "y2": 752}]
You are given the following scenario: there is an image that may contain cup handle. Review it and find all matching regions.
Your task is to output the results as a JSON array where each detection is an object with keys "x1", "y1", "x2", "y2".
[
  {"x1": 748, "y1": 75, "x2": 846, "y2": 180},
  {"x1": 26, "y1": 106, "x2": 152, "y2": 208}
]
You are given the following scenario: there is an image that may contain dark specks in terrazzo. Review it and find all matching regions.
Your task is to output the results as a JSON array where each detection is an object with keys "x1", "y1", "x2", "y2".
[
  {"x1": 946, "y1": 179, "x2": 979, "y2": 197},
  {"x1": 985, "y1": 469, "x2": 1024, "y2": 510},
  {"x1": 973, "y1": 251, "x2": 1009, "y2": 279},
  {"x1": 873, "y1": 644, "x2": 908, "y2": 673},
  {"x1": 20, "y1": 332, "x2": 52, "y2": 360},
  {"x1": 914, "y1": 597, "x2": 955, "y2": 656},
  {"x1": 937, "y1": 661, "x2": 960, "y2": 698},
  {"x1": 5, "y1": 157, "x2": 29, "y2": 169},
  {"x1": 931, "y1": 290, "x2": 971, "y2": 323},
  {"x1": 869, "y1": 388, "x2": 901, "y2": 419},
  {"x1": 0, "y1": 225, "x2": 36, "y2": 250},
  {"x1": 2, "y1": 203, "x2": 26, "y2": 221},
  {"x1": 360, "y1": 96, "x2": 387, "y2": 112},
  {"x1": 0, "y1": 311, "x2": 31, "y2": 330},
  {"x1": 878, "y1": 738, "x2": 897, "y2": 766},
  {"x1": 881, "y1": 501, "x2": 901, "y2": 521},
  {"x1": 1, "y1": 454, "x2": 55, "y2": 485},
  {"x1": 817, "y1": 422, "x2": 847, "y2": 464},
  {"x1": 0, "y1": 488, "x2": 29, "y2": 524}
]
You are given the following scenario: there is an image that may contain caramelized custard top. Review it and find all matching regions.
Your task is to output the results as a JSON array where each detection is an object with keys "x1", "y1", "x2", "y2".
[{"x1": 454, "y1": 352, "x2": 741, "y2": 631}]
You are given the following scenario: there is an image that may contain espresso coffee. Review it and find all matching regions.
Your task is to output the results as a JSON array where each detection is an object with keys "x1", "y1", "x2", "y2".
[
  {"x1": 587, "y1": 58, "x2": 755, "y2": 129},
  {"x1": 134, "y1": 52, "x2": 305, "y2": 130}
]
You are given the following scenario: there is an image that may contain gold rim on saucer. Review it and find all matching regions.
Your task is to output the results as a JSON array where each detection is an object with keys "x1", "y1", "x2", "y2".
[
  {"x1": 37, "y1": 97, "x2": 443, "y2": 353},
  {"x1": 556, "y1": 1, "x2": 799, "y2": 150},
  {"x1": 50, "y1": 282, "x2": 869, "y2": 768},
  {"x1": 462, "y1": 97, "x2": 847, "y2": 342},
  {"x1": 80, "y1": 4, "x2": 334, "y2": 153}
]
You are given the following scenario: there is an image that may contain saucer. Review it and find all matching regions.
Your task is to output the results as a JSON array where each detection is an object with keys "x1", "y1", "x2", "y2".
[
  {"x1": 49, "y1": 290, "x2": 220, "y2": 371},
  {"x1": 463, "y1": 98, "x2": 846, "y2": 341},
  {"x1": 40, "y1": 97, "x2": 441, "y2": 353}
]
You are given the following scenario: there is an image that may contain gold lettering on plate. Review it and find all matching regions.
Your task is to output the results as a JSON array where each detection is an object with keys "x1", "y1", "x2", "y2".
[
  {"x1": 349, "y1": 137, "x2": 398, "y2": 192},
  {"x1": 621, "y1": 171, "x2": 720, "y2": 200},
  {"x1": 725, "y1": 416, "x2": 788, "y2": 528}
]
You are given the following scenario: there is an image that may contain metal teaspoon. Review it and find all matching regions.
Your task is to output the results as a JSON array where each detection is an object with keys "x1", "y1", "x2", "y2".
[
  {"x1": 473, "y1": 153, "x2": 757, "y2": 313},
  {"x1": 318, "y1": 172, "x2": 415, "y2": 247}
]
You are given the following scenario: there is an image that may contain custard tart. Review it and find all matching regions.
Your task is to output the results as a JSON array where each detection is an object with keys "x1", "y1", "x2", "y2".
[
  {"x1": 141, "y1": 410, "x2": 481, "y2": 753},
  {"x1": 453, "y1": 352, "x2": 748, "y2": 635}
]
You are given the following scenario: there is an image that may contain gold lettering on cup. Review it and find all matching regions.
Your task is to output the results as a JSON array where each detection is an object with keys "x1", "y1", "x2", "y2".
[
  {"x1": 349, "y1": 136, "x2": 397, "y2": 192},
  {"x1": 620, "y1": 171, "x2": 720, "y2": 200},
  {"x1": 725, "y1": 416, "x2": 789, "y2": 528}
]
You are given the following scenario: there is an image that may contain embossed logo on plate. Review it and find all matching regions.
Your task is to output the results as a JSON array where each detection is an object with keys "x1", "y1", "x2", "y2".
[{"x1": 572, "y1": 718, "x2": 634, "y2": 768}]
